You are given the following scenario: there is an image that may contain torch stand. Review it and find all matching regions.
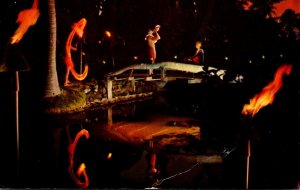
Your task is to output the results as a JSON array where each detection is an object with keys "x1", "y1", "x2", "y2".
[
  {"x1": 241, "y1": 115, "x2": 254, "y2": 190},
  {"x1": 0, "y1": 44, "x2": 30, "y2": 182},
  {"x1": 14, "y1": 71, "x2": 20, "y2": 177},
  {"x1": 246, "y1": 139, "x2": 251, "y2": 190}
]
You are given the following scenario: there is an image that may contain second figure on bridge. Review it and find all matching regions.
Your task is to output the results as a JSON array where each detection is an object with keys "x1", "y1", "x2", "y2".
[{"x1": 185, "y1": 40, "x2": 204, "y2": 65}]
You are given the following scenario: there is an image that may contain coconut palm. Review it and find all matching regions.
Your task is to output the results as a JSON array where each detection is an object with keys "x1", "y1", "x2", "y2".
[{"x1": 44, "y1": 0, "x2": 61, "y2": 98}]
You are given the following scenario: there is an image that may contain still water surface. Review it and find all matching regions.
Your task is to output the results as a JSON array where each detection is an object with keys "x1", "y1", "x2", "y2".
[{"x1": 0, "y1": 80, "x2": 298, "y2": 189}]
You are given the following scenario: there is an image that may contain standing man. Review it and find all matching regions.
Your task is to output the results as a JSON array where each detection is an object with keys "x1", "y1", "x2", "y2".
[{"x1": 145, "y1": 25, "x2": 161, "y2": 75}]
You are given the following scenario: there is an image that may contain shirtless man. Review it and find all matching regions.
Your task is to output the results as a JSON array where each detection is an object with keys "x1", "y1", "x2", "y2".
[{"x1": 145, "y1": 25, "x2": 160, "y2": 75}]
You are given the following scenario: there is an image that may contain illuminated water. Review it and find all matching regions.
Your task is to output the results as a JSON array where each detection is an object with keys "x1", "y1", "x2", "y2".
[{"x1": 0, "y1": 78, "x2": 298, "y2": 189}]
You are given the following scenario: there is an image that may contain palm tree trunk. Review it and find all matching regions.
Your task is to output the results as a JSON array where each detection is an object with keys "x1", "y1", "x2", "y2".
[{"x1": 44, "y1": 0, "x2": 61, "y2": 98}]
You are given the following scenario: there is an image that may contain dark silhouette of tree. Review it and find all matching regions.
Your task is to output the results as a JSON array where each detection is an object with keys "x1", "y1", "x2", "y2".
[
  {"x1": 278, "y1": 9, "x2": 300, "y2": 62},
  {"x1": 247, "y1": 0, "x2": 283, "y2": 18},
  {"x1": 279, "y1": 9, "x2": 300, "y2": 40}
]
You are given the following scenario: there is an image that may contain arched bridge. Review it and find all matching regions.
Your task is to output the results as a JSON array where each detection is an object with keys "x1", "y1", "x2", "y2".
[
  {"x1": 106, "y1": 61, "x2": 227, "y2": 80},
  {"x1": 105, "y1": 61, "x2": 242, "y2": 99}
]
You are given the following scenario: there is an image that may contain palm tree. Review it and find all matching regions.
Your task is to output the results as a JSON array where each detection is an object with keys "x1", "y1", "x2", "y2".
[{"x1": 44, "y1": 0, "x2": 61, "y2": 98}]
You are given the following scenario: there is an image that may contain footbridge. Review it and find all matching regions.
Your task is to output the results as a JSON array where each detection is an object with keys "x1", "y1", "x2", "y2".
[
  {"x1": 106, "y1": 61, "x2": 226, "y2": 80},
  {"x1": 105, "y1": 61, "x2": 232, "y2": 100}
]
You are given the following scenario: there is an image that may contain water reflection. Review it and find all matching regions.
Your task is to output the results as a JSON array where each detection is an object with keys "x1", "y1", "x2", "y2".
[
  {"x1": 68, "y1": 129, "x2": 89, "y2": 188},
  {"x1": 0, "y1": 87, "x2": 230, "y2": 188},
  {"x1": 49, "y1": 97, "x2": 225, "y2": 189},
  {"x1": 1, "y1": 80, "x2": 298, "y2": 189}
]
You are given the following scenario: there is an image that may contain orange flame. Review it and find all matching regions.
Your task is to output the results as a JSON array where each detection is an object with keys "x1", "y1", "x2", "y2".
[
  {"x1": 241, "y1": 0, "x2": 253, "y2": 11},
  {"x1": 242, "y1": 64, "x2": 292, "y2": 117},
  {"x1": 107, "y1": 152, "x2": 112, "y2": 160},
  {"x1": 65, "y1": 18, "x2": 89, "y2": 81},
  {"x1": 68, "y1": 129, "x2": 90, "y2": 188},
  {"x1": 105, "y1": 31, "x2": 112, "y2": 38},
  {"x1": 10, "y1": 0, "x2": 40, "y2": 44}
]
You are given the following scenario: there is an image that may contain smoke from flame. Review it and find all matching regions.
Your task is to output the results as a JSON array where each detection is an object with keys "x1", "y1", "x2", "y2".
[{"x1": 242, "y1": 64, "x2": 293, "y2": 117}]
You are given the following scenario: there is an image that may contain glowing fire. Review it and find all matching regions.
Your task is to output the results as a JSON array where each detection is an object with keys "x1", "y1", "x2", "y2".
[
  {"x1": 65, "y1": 18, "x2": 89, "y2": 81},
  {"x1": 241, "y1": 0, "x2": 253, "y2": 11},
  {"x1": 273, "y1": 0, "x2": 300, "y2": 17},
  {"x1": 10, "y1": 0, "x2": 40, "y2": 44},
  {"x1": 105, "y1": 31, "x2": 112, "y2": 38},
  {"x1": 241, "y1": 0, "x2": 300, "y2": 17},
  {"x1": 242, "y1": 64, "x2": 293, "y2": 117},
  {"x1": 107, "y1": 152, "x2": 112, "y2": 160},
  {"x1": 68, "y1": 129, "x2": 90, "y2": 188}
]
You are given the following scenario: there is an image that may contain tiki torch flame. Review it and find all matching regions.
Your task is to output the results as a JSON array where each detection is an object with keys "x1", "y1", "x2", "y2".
[
  {"x1": 10, "y1": 0, "x2": 40, "y2": 44},
  {"x1": 241, "y1": 64, "x2": 292, "y2": 190},
  {"x1": 242, "y1": 64, "x2": 292, "y2": 117}
]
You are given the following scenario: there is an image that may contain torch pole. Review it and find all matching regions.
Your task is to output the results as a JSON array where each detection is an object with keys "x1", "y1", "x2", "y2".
[
  {"x1": 14, "y1": 71, "x2": 20, "y2": 178},
  {"x1": 246, "y1": 139, "x2": 251, "y2": 190},
  {"x1": 242, "y1": 115, "x2": 252, "y2": 190}
]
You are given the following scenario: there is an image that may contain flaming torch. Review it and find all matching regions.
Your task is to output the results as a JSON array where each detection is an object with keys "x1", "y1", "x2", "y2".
[
  {"x1": 0, "y1": 0, "x2": 39, "y2": 179},
  {"x1": 241, "y1": 64, "x2": 293, "y2": 190},
  {"x1": 10, "y1": 0, "x2": 40, "y2": 44}
]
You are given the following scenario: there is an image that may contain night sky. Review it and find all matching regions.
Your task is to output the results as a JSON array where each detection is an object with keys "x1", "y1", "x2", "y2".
[{"x1": 0, "y1": 0, "x2": 299, "y2": 84}]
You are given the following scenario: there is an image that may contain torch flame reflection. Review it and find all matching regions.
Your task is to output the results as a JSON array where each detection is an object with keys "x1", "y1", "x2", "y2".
[
  {"x1": 10, "y1": 0, "x2": 40, "y2": 44},
  {"x1": 242, "y1": 64, "x2": 292, "y2": 117},
  {"x1": 68, "y1": 129, "x2": 90, "y2": 188}
]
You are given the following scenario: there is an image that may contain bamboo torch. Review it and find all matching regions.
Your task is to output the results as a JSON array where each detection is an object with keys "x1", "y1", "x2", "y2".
[{"x1": 241, "y1": 64, "x2": 292, "y2": 190}]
